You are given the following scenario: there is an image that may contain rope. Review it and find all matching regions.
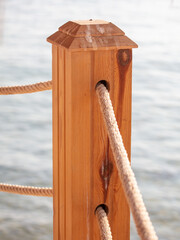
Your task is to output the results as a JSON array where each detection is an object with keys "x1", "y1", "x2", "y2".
[
  {"x1": 96, "y1": 206, "x2": 113, "y2": 240},
  {"x1": 0, "y1": 81, "x2": 52, "y2": 95},
  {"x1": 0, "y1": 183, "x2": 53, "y2": 197},
  {"x1": 96, "y1": 83, "x2": 158, "y2": 240}
]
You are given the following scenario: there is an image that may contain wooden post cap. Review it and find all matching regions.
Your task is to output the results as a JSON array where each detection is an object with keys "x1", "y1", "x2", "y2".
[{"x1": 47, "y1": 19, "x2": 138, "y2": 50}]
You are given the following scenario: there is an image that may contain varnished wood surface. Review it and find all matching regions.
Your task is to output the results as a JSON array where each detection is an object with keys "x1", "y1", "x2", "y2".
[
  {"x1": 52, "y1": 45, "x2": 59, "y2": 240},
  {"x1": 73, "y1": 20, "x2": 109, "y2": 25},
  {"x1": 59, "y1": 20, "x2": 124, "y2": 37},
  {"x1": 52, "y1": 49, "x2": 132, "y2": 240},
  {"x1": 47, "y1": 20, "x2": 137, "y2": 51},
  {"x1": 50, "y1": 20, "x2": 136, "y2": 240}
]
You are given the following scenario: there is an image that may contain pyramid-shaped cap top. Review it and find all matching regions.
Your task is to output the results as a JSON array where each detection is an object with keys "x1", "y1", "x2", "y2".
[{"x1": 47, "y1": 20, "x2": 138, "y2": 51}]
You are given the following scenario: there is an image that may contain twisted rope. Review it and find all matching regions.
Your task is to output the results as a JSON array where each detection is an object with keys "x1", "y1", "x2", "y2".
[
  {"x1": 0, "y1": 183, "x2": 53, "y2": 197},
  {"x1": 0, "y1": 80, "x2": 52, "y2": 95},
  {"x1": 96, "y1": 206, "x2": 113, "y2": 240},
  {"x1": 96, "y1": 84, "x2": 158, "y2": 240}
]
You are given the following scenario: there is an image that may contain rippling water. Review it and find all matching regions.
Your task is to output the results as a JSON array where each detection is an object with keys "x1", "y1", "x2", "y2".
[{"x1": 0, "y1": 0, "x2": 179, "y2": 239}]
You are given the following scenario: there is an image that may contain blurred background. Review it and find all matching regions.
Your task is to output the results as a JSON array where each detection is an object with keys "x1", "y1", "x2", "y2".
[{"x1": 0, "y1": 0, "x2": 179, "y2": 239}]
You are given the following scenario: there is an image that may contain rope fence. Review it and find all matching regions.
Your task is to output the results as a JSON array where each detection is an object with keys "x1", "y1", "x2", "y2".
[
  {"x1": 0, "y1": 79, "x2": 158, "y2": 240},
  {"x1": 95, "y1": 206, "x2": 112, "y2": 240},
  {"x1": 0, "y1": 81, "x2": 53, "y2": 197},
  {"x1": 96, "y1": 206, "x2": 112, "y2": 240},
  {"x1": 0, "y1": 80, "x2": 52, "y2": 95},
  {"x1": 96, "y1": 83, "x2": 158, "y2": 240},
  {"x1": 0, "y1": 183, "x2": 53, "y2": 197}
]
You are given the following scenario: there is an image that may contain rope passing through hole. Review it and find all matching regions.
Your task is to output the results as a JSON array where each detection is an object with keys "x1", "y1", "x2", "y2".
[
  {"x1": 0, "y1": 80, "x2": 52, "y2": 95},
  {"x1": 96, "y1": 206, "x2": 113, "y2": 240},
  {"x1": 96, "y1": 83, "x2": 158, "y2": 240},
  {"x1": 0, "y1": 183, "x2": 53, "y2": 197}
]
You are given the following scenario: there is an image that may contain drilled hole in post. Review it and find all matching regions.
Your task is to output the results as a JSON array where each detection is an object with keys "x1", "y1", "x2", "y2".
[
  {"x1": 95, "y1": 80, "x2": 110, "y2": 91},
  {"x1": 95, "y1": 204, "x2": 109, "y2": 215}
]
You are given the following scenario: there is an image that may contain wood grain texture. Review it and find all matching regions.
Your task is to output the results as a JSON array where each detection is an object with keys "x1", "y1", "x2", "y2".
[
  {"x1": 59, "y1": 20, "x2": 124, "y2": 36},
  {"x1": 52, "y1": 45, "x2": 59, "y2": 240},
  {"x1": 73, "y1": 20, "x2": 109, "y2": 25},
  {"x1": 107, "y1": 49, "x2": 132, "y2": 240},
  {"x1": 52, "y1": 48, "x2": 132, "y2": 240},
  {"x1": 50, "y1": 20, "x2": 136, "y2": 240},
  {"x1": 47, "y1": 20, "x2": 137, "y2": 51}
]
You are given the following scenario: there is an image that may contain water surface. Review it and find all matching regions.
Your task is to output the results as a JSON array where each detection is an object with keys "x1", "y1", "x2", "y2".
[{"x1": 0, "y1": 0, "x2": 180, "y2": 239}]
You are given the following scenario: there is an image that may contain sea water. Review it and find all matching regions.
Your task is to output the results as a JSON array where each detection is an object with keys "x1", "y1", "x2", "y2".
[{"x1": 0, "y1": 0, "x2": 179, "y2": 239}]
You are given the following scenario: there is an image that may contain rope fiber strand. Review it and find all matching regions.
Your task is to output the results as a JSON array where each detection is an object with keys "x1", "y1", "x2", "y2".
[
  {"x1": 0, "y1": 80, "x2": 52, "y2": 95},
  {"x1": 0, "y1": 81, "x2": 53, "y2": 196},
  {"x1": 0, "y1": 183, "x2": 53, "y2": 197},
  {"x1": 96, "y1": 83, "x2": 158, "y2": 240},
  {"x1": 96, "y1": 206, "x2": 113, "y2": 240}
]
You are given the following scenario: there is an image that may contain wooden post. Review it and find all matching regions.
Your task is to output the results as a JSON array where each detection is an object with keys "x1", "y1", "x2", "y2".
[{"x1": 47, "y1": 20, "x2": 137, "y2": 240}]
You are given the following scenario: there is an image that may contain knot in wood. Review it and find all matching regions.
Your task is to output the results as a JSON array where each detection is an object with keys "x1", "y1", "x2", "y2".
[{"x1": 117, "y1": 49, "x2": 131, "y2": 66}]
